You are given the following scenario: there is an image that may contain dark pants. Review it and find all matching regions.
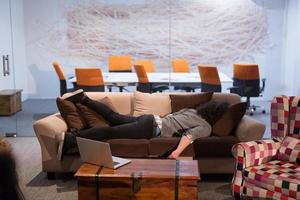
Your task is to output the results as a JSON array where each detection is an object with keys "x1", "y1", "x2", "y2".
[{"x1": 76, "y1": 97, "x2": 156, "y2": 141}]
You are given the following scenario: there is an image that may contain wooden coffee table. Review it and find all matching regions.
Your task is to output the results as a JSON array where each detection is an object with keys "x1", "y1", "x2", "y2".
[{"x1": 75, "y1": 159, "x2": 200, "y2": 200}]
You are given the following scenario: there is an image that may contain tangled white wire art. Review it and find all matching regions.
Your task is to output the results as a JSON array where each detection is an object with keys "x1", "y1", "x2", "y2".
[{"x1": 36, "y1": 0, "x2": 270, "y2": 72}]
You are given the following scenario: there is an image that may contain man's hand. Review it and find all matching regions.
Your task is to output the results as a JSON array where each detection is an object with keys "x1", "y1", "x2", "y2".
[{"x1": 168, "y1": 150, "x2": 180, "y2": 159}]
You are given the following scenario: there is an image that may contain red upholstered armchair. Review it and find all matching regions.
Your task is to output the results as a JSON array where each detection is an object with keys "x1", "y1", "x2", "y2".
[{"x1": 232, "y1": 95, "x2": 300, "y2": 199}]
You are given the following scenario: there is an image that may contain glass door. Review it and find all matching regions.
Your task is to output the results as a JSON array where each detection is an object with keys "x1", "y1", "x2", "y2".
[{"x1": 0, "y1": 0, "x2": 17, "y2": 137}]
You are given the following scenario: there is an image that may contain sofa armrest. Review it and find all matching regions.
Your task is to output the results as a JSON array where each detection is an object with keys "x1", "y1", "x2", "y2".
[
  {"x1": 33, "y1": 113, "x2": 68, "y2": 162},
  {"x1": 234, "y1": 115, "x2": 265, "y2": 142},
  {"x1": 231, "y1": 138, "x2": 281, "y2": 198}
]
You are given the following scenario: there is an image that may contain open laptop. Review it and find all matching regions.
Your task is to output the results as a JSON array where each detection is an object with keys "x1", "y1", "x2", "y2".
[{"x1": 76, "y1": 137, "x2": 131, "y2": 169}]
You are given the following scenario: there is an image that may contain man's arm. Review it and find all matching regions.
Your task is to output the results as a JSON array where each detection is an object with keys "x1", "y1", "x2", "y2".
[
  {"x1": 168, "y1": 135, "x2": 191, "y2": 159},
  {"x1": 168, "y1": 125, "x2": 211, "y2": 159}
]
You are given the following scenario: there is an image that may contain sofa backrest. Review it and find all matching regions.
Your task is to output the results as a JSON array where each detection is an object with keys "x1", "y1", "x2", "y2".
[{"x1": 85, "y1": 92, "x2": 241, "y2": 116}]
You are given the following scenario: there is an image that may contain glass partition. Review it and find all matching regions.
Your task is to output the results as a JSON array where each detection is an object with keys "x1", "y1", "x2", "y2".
[{"x1": 0, "y1": 0, "x2": 17, "y2": 137}]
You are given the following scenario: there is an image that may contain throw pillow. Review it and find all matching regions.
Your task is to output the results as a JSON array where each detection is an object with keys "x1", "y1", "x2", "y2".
[
  {"x1": 212, "y1": 102, "x2": 247, "y2": 137},
  {"x1": 133, "y1": 91, "x2": 171, "y2": 117},
  {"x1": 56, "y1": 98, "x2": 86, "y2": 132},
  {"x1": 277, "y1": 136, "x2": 300, "y2": 164},
  {"x1": 169, "y1": 92, "x2": 213, "y2": 113},
  {"x1": 76, "y1": 97, "x2": 115, "y2": 128}
]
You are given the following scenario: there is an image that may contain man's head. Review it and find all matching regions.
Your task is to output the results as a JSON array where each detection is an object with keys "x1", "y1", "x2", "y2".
[{"x1": 196, "y1": 101, "x2": 229, "y2": 126}]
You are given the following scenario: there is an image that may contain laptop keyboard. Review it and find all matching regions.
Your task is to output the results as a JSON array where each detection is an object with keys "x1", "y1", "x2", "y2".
[{"x1": 113, "y1": 161, "x2": 120, "y2": 166}]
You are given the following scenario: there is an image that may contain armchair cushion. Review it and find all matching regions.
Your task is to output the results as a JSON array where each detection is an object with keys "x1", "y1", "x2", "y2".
[
  {"x1": 243, "y1": 160, "x2": 300, "y2": 199},
  {"x1": 278, "y1": 136, "x2": 300, "y2": 164}
]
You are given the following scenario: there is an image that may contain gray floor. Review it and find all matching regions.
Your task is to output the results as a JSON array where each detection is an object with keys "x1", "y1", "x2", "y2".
[{"x1": 0, "y1": 99, "x2": 58, "y2": 137}]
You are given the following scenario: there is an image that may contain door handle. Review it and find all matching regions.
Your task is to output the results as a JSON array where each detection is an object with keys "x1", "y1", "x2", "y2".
[
  {"x1": 2, "y1": 55, "x2": 5, "y2": 76},
  {"x1": 5, "y1": 55, "x2": 10, "y2": 76},
  {"x1": 2, "y1": 55, "x2": 9, "y2": 76}
]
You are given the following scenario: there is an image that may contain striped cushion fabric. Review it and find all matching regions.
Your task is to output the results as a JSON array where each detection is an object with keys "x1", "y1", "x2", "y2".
[{"x1": 243, "y1": 160, "x2": 300, "y2": 199}]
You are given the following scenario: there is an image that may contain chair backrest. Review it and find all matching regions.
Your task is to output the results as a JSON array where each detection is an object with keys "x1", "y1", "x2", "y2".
[
  {"x1": 135, "y1": 60, "x2": 155, "y2": 73},
  {"x1": 172, "y1": 59, "x2": 190, "y2": 73},
  {"x1": 233, "y1": 64, "x2": 260, "y2": 96},
  {"x1": 198, "y1": 65, "x2": 221, "y2": 85},
  {"x1": 108, "y1": 55, "x2": 132, "y2": 72},
  {"x1": 198, "y1": 65, "x2": 221, "y2": 92},
  {"x1": 233, "y1": 64, "x2": 260, "y2": 80},
  {"x1": 75, "y1": 68, "x2": 104, "y2": 86},
  {"x1": 134, "y1": 65, "x2": 149, "y2": 83},
  {"x1": 52, "y1": 61, "x2": 66, "y2": 81}
]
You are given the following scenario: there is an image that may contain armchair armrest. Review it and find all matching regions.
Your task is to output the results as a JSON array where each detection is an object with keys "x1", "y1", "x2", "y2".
[
  {"x1": 233, "y1": 138, "x2": 281, "y2": 168},
  {"x1": 33, "y1": 113, "x2": 68, "y2": 163},
  {"x1": 231, "y1": 138, "x2": 281, "y2": 198},
  {"x1": 260, "y1": 78, "x2": 266, "y2": 93},
  {"x1": 234, "y1": 115, "x2": 265, "y2": 142}
]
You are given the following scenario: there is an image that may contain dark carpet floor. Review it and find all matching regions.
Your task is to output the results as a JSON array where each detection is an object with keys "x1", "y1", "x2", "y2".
[{"x1": 7, "y1": 137, "x2": 235, "y2": 200}]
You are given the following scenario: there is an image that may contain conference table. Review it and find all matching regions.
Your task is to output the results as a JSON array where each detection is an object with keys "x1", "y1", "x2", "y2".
[{"x1": 69, "y1": 72, "x2": 232, "y2": 89}]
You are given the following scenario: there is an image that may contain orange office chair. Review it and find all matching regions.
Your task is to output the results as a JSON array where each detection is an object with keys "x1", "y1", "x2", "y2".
[
  {"x1": 108, "y1": 55, "x2": 132, "y2": 72},
  {"x1": 134, "y1": 65, "x2": 168, "y2": 93},
  {"x1": 52, "y1": 61, "x2": 74, "y2": 96},
  {"x1": 135, "y1": 60, "x2": 155, "y2": 73},
  {"x1": 108, "y1": 55, "x2": 132, "y2": 92},
  {"x1": 75, "y1": 68, "x2": 105, "y2": 92},
  {"x1": 172, "y1": 59, "x2": 190, "y2": 73},
  {"x1": 229, "y1": 64, "x2": 266, "y2": 115},
  {"x1": 171, "y1": 59, "x2": 196, "y2": 92},
  {"x1": 198, "y1": 65, "x2": 221, "y2": 92}
]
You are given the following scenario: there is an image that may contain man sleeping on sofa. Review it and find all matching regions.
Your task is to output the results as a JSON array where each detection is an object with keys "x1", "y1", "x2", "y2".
[{"x1": 56, "y1": 89, "x2": 230, "y2": 160}]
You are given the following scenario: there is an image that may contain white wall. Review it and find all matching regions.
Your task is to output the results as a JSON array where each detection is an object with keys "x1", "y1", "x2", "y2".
[{"x1": 281, "y1": 0, "x2": 300, "y2": 96}]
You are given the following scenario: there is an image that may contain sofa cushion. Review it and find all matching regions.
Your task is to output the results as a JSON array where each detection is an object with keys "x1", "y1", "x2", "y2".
[
  {"x1": 211, "y1": 93, "x2": 241, "y2": 104},
  {"x1": 56, "y1": 98, "x2": 86, "y2": 132},
  {"x1": 75, "y1": 97, "x2": 115, "y2": 128},
  {"x1": 169, "y1": 92, "x2": 213, "y2": 113},
  {"x1": 193, "y1": 136, "x2": 239, "y2": 157},
  {"x1": 107, "y1": 139, "x2": 149, "y2": 158},
  {"x1": 278, "y1": 136, "x2": 300, "y2": 164},
  {"x1": 148, "y1": 137, "x2": 180, "y2": 157},
  {"x1": 86, "y1": 92, "x2": 133, "y2": 115},
  {"x1": 243, "y1": 160, "x2": 300, "y2": 199},
  {"x1": 133, "y1": 91, "x2": 171, "y2": 117},
  {"x1": 212, "y1": 102, "x2": 247, "y2": 137}
]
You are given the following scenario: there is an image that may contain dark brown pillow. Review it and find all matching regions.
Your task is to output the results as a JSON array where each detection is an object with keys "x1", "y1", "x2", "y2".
[
  {"x1": 170, "y1": 92, "x2": 213, "y2": 113},
  {"x1": 56, "y1": 98, "x2": 86, "y2": 132},
  {"x1": 212, "y1": 102, "x2": 247, "y2": 137},
  {"x1": 76, "y1": 97, "x2": 115, "y2": 128}
]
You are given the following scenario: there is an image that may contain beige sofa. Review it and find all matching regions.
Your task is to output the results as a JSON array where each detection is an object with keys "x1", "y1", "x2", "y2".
[{"x1": 33, "y1": 92, "x2": 265, "y2": 178}]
